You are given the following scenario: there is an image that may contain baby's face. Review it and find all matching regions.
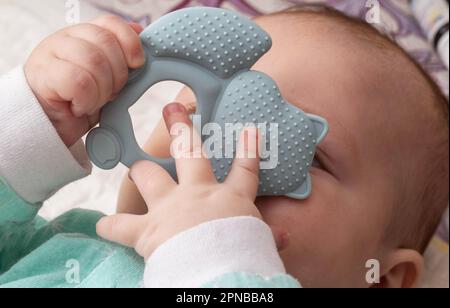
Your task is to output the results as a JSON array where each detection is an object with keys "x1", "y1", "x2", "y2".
[
  {"x1": 249, "y1": 17, "x2": 417, "y2": 287},
  {"x1": 154, "y1": 16, "x2": 416, "y2": 287}
]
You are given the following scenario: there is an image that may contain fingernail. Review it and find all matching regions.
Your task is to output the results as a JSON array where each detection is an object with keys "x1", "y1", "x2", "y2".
[
  {"x1": 243, "y1": 126, "x2": 258, "y2": 139},
  {"x1": 129, "y1": 22, "x2": 144, "y2": 33},
  {"x1": 237, "y1": 126, "x2": 259, "y2": 159},
  {"x1": 133, "y1": 47, "x2": 146, "y2": 67},
  {"x1": 164, "y1": 103, "x2": 186, "y2": 117}
]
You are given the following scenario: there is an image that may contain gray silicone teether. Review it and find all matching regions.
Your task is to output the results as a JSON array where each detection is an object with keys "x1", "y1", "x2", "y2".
[{"x1": 86, "y1": 7, "x2": 328, "y2": 199}]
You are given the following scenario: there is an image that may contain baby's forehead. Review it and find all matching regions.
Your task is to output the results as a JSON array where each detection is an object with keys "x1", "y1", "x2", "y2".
[
  {"x1": 254, "y1": 14, "x2": 390, "y2": 122},
  {"x1": 255, "y1": 12, "x2": 438, "y2": 171},
  {"x1": 254, "y1": 13, "x2": 388, "y2": 95}
]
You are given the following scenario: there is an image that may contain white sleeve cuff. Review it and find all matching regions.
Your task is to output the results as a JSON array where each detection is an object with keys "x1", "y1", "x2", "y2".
[
  {"x1": 144, "y1": 216, "x2": 286, "y2": 288},
  {"x1": 0, "y1": 67, "x2": 92, "y2": 204}
]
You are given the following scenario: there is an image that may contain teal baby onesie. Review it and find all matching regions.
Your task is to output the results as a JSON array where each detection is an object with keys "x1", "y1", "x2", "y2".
[
  {"x1": 0, "y1": 180, "x2": 300, "y2": 288},
  {"x1": 0, "y1": 180, "x2": 145, "y2": 288}
]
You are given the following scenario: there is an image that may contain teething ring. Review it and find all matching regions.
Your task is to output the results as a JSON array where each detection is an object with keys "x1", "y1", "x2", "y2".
[{"x1": 86, "y1": 7, "x2": 328, "y2": 199}]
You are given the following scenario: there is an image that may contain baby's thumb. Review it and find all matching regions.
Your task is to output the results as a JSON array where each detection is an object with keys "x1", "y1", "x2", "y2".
[{"x1": 96, "y1": 214, "x2": 143, "y2": 248}]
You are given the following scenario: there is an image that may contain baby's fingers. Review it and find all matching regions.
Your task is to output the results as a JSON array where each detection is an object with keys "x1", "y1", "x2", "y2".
[
  {"x1": 128, "y1": 22, "x2": 144, "y2": 34},
  {"x1": 226, "y1": 127, "x2": 261, "y2": 200},
  {"x1": 96, "y1": 214, "x2": 145, "y2": 248},
  {"x1": 130, "y1": 160, "x2": 177, "y2": 206},
  {"x1": 46, "y1": 58, "x2": 98, "y2": 113},
  {"x1": 50, "y1": 35, "x2": 113, "y2": 116},
  {"x1": 66, "y1": 24, "x2": 129, "y2": 94},
  {"x1": 91, "y1": 15, "x2": 145, "y2": 69},
  {"x1": 163, "y1": 103, "x2": 216, "y2": 184}
]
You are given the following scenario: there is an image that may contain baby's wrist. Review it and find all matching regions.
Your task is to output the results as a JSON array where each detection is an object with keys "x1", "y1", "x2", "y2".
[
  {"x1": 0, "y1": 67, "x2": 92, "y2": 203},
  {"x1": 144, "y1": 217, "x2": 286, "y2": 288},
  {"x1": 24, "y1": 64, "x2": 78, "y2": 147}
]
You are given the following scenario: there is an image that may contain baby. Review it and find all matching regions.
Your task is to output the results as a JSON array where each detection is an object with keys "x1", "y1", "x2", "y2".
[
  {"x1": 118, "y1": 5, "x2": 450, "y2": 288},
  {"x1": 0, "y1": 5, "x2": 448, "y2": 288},
  {"x1": 0, "y1": 10, "x2": 294, "y2": 288}
]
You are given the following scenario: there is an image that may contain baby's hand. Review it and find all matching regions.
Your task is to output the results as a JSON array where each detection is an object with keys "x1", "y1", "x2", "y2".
[
  {"x1": 97, "y1": 103, "x2": 262, "y2": 260},
  {"x1": 25, "y1": 16, "x2": 145, "y2": 147}
]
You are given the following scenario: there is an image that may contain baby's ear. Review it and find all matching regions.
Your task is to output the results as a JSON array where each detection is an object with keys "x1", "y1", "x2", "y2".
[
  {"x1": 375, "y1": 249, "x2": 424, "y2": 288},
  {"x1": 308, "y1": 114, "x2": 328, "y2": 144}
]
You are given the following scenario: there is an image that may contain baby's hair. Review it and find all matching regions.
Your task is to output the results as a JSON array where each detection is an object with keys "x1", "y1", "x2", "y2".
[{"x1": 262, "y1": 4, "x2": 449, "y2": 253}]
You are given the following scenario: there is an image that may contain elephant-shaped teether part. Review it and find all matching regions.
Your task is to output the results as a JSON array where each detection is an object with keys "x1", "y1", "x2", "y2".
[{"x1": 86, "y1": 7, "x2": 328, "y2": 200}]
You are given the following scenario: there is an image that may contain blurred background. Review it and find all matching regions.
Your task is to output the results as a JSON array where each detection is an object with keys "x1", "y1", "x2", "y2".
[{"x1": 0, "y1": 0, "x2": 448, "y2": 287}]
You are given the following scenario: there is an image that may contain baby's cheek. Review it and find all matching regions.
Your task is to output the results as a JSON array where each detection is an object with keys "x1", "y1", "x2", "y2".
[{"x1": 257, "y1": 175, "x2": 360, "y2": 286}]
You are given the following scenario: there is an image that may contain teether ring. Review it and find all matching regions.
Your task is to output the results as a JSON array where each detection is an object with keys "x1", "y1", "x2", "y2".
[{"x1": 86, "y1": 7, "x2": 328, "y2": 199}]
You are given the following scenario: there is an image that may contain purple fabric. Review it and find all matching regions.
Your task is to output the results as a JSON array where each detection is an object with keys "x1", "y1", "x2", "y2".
[{"x1": 87, "y1": 0, "x2": 449, "y2": 81}]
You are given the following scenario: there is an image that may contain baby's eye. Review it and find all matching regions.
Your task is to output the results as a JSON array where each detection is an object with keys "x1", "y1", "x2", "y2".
[
  {"x1": 312, "y1": 150, "x2": 336, "y2": 177},
  {"x1": 312, "y1": 155, "x2": 325, "y2": 170}
]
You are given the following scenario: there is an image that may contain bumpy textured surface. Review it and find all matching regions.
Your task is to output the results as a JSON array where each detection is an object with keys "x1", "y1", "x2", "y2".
[
  {"x1": 141, "y1": 8, "x2": 272, "y2": 79},
  {"x1": 86, "y1": 7, "x2": 328, "y2": 199},
  {"x1": 212, "y1": 71, "x2": 322, "y2": 197}
]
